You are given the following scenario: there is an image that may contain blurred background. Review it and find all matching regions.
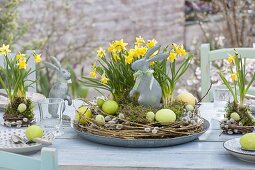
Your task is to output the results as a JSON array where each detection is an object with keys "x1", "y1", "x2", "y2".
[{"x1": 1, "y1": 0, "x2": 255, "y2": 100}]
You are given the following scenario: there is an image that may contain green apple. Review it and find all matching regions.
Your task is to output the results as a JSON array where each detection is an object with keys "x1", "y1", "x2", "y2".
[
  {"x1": 240, "y1": 133, "x2": 255, "y2": 150},
  {"x1": 102, "y1": 100, "x2": 119, "y2": 115},
  {"x1": 95, "y1": 115, "x2": 105, "y2": 125},
  {"x1": 77, "y1": 85, "x2": 88, "y2": 98},
  {"x1": 97, "y1": 98, "x2": 105, "y2": 108},
  {"x1": 176, "y1": 92, "x2": 196, "y2": 106},
  {"x1": 17, "y1": 103, "x2": 27, "y2": 113},
  {"x1": 230, "y1": 112, "x2": 240, "y2": 121},
  {"x1": 75, "y1": 106, "x2": 92, "y2": 124},
  {"x1": 146, "y1": 111, "x2": 155, "y2": 122},
  {"x1": 25, "y1": 125, "x2": 43, "y2": 140},
  {"x1": 155, "y1": 109, "x2": 176, "y2": 125}
]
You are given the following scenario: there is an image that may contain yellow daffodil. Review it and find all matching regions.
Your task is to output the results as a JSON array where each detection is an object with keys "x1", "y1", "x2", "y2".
[
  {"x1": 0, "y1": 44, "x2": 11, "y2": 55},
  {"x1": 112, "y1": 53, "x2": 120, "y2": 61},
  {"x1": 101, "y1": 75, "x2": 109, "y2": 84},
  {"x1": 172, "y1": 43, "x2": 178, "y2": 50},
  {"x1": 16, "y1": 53, "x2": 25, "y2": 60},
  {"x1": 227, "y1": 55, "x2": 235, "y2": 63},
  {"x1": 108, "y1": 42, "x2": 116, "y2": 53},
  {"x1": 125, "y1": 56, "x2": 133, "y2": 64},
  {"x1": 173, "y1": 44, "x2": 186, "y2": 56},
  {"x1": 90, "y1": 71, "x2": 97, "y2": 78},
  {"x1": 167, "y1": 52, "x2": 177, "y2": 62},
  {"x1": 135, "y1": 36, "x2": 145, "y2": 47},
  {"x1": 97, "y1": 47, "x2": 106, "y2": 58},
  {"x1": 180, "y1": 48, "x2": 187, "y2": 56},
  {"x1": 34, "y1": 53, "x2": 42, "y2": 63},
  {"x1": 17, "y1": 59, "x2": 27, "y2": 69},
  {"x1": 150, "y1": 61, "x2": 155, "y2": 66},
  {"x1": 133, "y1": 46, "x2": 147, "y2": 58},
  {"x1": 146, "y1": 39, "x2": 157, "y2": 48},
  {"x1": 128, "y1": 49, "x2": 135, "y2": 57},
  {"x1": 114, "y1": 39, "x2": 128, "y2": 52},
  {"x1": 231, "y1": 73, "x2": 238, "y2": 81}
]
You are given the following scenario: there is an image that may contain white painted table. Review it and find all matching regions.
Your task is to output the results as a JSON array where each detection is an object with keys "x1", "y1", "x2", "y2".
[{"x1": 1, "y1": 103, "x2": 255, "y2": 170}]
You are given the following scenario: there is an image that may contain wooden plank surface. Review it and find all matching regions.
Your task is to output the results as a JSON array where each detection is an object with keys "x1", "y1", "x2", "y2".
[{"x1": 1, "y1": 103, "x2": 254, "y2": 170}]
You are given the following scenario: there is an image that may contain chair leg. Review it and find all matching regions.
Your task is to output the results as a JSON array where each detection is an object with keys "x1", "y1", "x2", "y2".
[{"x1": 41, "y1": 147, "x2": 58, "y2": 170}]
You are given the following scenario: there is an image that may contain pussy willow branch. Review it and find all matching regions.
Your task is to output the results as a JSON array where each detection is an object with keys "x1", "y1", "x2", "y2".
[{"x1": 198, "y1": 81, "x2": 213, "y2": 103}]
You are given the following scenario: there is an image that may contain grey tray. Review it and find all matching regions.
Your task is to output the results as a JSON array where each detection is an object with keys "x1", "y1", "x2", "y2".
[{"x1": 74, "y1": 119, "x2": 210, "y2": 148}]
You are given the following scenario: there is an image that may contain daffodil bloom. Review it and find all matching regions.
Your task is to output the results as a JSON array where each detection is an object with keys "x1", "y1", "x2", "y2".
[
  {"x1": 17, "y1": 59, "x2": 27, "y2": 69},
  {"x1": 174, "y1": 44, "x2": 186, "y2": 56},
  {"x1": 112, "y1": 53, "x2": 120, "y2": 61},
  {"x1": 180, "y1": 48, "x2": 187, "y2": 56},
  {"x1": 34, "y1": 53, "x2": 42, "y2": 63},
  {"x1": 135, "y1": 36, "x2": 145, "y2": 47},
  {"x1": 108, "y1": 42, "x2": 116, "y2": 53},
  {"x1": 0, "y1": 44, "x2": 11, "y2": 55},
  {"x1": 16, "y1": 53, "x2": 25, "y2": 60},
  {"x1": 90, "y1": 71, "x2": 97, "y2": 78},
  {"x1": 231, "y1": 73, "x2": 238, "y2": 81},
  {"x1": 167, "y1": 52, "x2": 177, "y2": 62},
  {"x1": 101, "y1": 75, "x2": 109, "y2": 84},
  {"x1": 133, "y1": 46, "x2": 147, "y2": 58},
  {"x1": 97, "y1": 47, "x2": 106, "y2": 58},
  {"x1": 172, "y1": 43, "x2": 178, "y2": 50},
  {"x1": 114, "y1": 39, "x2": 128, "y2": 52},
  {"x1": 146, "y1": 39, "x2": 157, "y2": 48},
  {"x1": 150, "y1": 61, "x2": 155, "y2": 66},
  {"x1": 125, "y1": 55, "x2": 133, "y2": 64},
  {"x1": 227, "y1": 55, "x2": 235, "y2": 63},
  {"x1": 128, "y1": 49, "x2": 135, "y2": 57}
]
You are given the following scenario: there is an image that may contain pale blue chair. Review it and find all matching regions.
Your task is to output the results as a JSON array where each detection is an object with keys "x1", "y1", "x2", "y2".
[
  {"x1": 0, "y1": 147, "x2": 58, "y2": 170},
  {"x1": 201, "y1": 43, "x2": 255, "y2": 102}
]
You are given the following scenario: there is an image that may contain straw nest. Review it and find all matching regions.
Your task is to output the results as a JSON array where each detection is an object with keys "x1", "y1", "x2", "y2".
[{"x1": 73, "y1": 99, "x2": 204, "y2": 139}]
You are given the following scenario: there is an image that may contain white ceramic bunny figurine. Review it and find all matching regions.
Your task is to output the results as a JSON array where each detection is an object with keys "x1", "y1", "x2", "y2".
[
  {"x1": 130, "y1": 45, "x2": 169, "y2": 107},
  {"x1": 44, "y1": 57, "x2": 72, "y2": 118}
]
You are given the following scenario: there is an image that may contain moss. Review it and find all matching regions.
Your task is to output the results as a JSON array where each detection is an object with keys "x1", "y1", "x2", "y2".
[
  {"x1": 166, "y1": 100, "x2": 186, "y2": 118},
  {"x1": 118, "y1": 103, "x2": 157, "y2": 124},
  {"x1": 225, "y1": 101, "x2": 255, "y2": 126},
  {"x1": 4, "y1": 97, "x2": 34, "y2": 120}
]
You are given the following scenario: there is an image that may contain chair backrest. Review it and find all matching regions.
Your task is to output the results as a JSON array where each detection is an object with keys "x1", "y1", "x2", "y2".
[
  {"x1": 0, "y1": 147, "x2": 58, "y2": 170},
  {"x1": 200, "y1": 43, "x2": 255, "y2": 102},
  {"x1": 0, "y1": 51, "x2": 36, "y2": 92}
]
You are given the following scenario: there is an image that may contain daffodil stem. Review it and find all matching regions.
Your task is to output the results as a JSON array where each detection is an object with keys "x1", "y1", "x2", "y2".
[{"x1": 162, "y1": 87, "x2": 175, "y2": 107}]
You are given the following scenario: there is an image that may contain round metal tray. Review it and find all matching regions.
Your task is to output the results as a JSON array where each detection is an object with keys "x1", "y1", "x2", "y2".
[{"x1": 74, "y1": 119, "x2": 210, "y2": 148}]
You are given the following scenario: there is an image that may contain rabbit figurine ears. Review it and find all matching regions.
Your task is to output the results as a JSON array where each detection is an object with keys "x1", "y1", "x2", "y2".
[
  {"x1": 43, "y1": 56, "x2": 63, "y2": 71},
  {"x1": 145, "y1": 45, "x2": 169, "y2": 62},
  {"x1": 131, "y1": 45, "x2": 169, "y2": 71}
]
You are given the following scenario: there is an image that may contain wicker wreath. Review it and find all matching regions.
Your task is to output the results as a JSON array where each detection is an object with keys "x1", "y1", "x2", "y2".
[{"x1": 73, "y1": 99, "x2": 205, "y2": 139}]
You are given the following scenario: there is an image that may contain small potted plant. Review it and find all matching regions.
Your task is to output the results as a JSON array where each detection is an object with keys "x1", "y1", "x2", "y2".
[
  {"x1": 0, "y1": 44, "x2": 42, "y2": 127},
  {"x1": 218, "y1": 49, "x2": 255, "y2": 134}
]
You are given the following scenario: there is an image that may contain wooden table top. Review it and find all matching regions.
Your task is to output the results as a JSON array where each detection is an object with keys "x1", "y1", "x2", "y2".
[{"x1": 1, "y1": 103, "x2": 254, "y2": 170}]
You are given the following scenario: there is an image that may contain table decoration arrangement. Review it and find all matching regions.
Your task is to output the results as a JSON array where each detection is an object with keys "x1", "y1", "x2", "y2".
[
  {"x1": 218, "y1": 49, "x2": 255, "y2": 134},
  {"x1": 73, "y1": 37, "x2": 209, "y2": 147},
  {"x1": 0, "y1": 91, "x2": 46, "y2": 111},
  {"x1": 0, "y1": 44, "x2": 42, "y2": 127}
]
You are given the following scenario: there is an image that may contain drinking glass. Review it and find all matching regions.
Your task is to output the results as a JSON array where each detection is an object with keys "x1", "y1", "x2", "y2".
[
  {"x1": 37, "y1": 98, "x2": 64, "y2": 136},
  {"x1": 213, "y1": 88, "x2": 232, "y2": 112}
]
